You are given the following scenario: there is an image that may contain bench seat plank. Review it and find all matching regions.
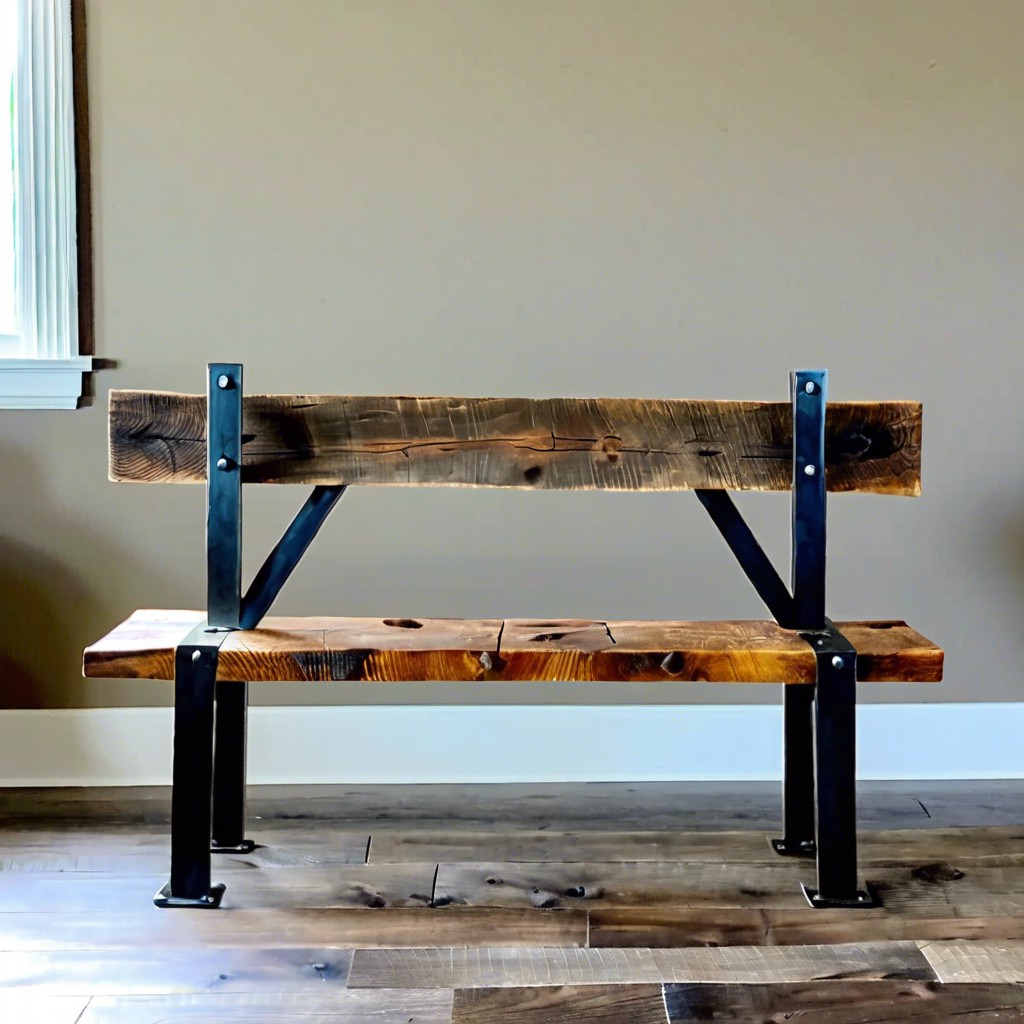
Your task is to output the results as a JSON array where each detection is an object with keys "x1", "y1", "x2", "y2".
[
  {"x1": 83, "y1": 611, "x2": 942, "y2": 684},
  {"x1": 108, "y1": 393, "x2": 923, "y2": 495}
]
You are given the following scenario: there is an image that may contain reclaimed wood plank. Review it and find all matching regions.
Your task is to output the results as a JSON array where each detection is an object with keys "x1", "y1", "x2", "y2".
[
  {"x1": 0, "y1": 947, "x2": 354, "y2": 995},
  {"x1": 0, "y1": 833, "x2": 370, "y2": 874},
  {"x1": 589, "y1": 908, "x2": 1024, "y2": 948},
  {"x1": 433, "y1": 860, "x2": 813, "y2": 910},
  {"x1": 108, "y1": 392, "x2": 923, "y2": 495},
  {"x1": 78, "y1": 990, "x2": 454, "y2": 1024},
  {"x1": 664, "y1": 980, "x2": 1024, "y2": 1022},
  {"x1": 451, "y1": 984, "x2": 668, "y2": 1024},
  {"x1": 919, "y1": 941, "x2": 1024, "y2": 983},
  {"x1": 0, "y1": 907, "x2": 586, "y2": 952},
  {"x1": 0, "y1": 996, "x2": 90, "y2": 1024},
  {"x1": 0, "y1": 864, "x2": 436, "y2": 913},
  {"x1": 5, "y1": 779, "x2": 995, "y2": 830},
  {"x1": 859, "y1": 825, "x2": 1024, "y2": 867},
  {"x1": 75, "y1": 991, "x2": 452, "y2": 1024},
  {"x1": 347, "y1": 942, "x2": 935, "y2": 988},
  {"x1": 83, "y1": 611, "x2": 942, "y2": 683},
  {"x1": 368, "y1": 830, "x2": 771, "y2": 864}
]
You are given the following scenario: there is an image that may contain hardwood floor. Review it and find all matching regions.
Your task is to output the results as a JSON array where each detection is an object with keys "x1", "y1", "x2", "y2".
[{"x1": 1, "y1": 781, "x2": 1023, "y2": 1022}]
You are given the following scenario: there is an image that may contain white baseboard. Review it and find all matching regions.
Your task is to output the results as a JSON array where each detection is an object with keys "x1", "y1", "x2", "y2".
[{"x1": 0, "y1": 703, "x2": 1021, "y2": 787}]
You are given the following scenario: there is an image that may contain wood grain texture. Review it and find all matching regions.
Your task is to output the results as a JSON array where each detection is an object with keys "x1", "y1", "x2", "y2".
[
  {"x1": 0, "y1": 947, "x2": 355, "y2": 996},
  {"x1": 919, "y1": 941, "x2": 1024, "y2": 983},
  {"x1": 452, "y1": 984, "x2": 668, "y2": 1024},
  {"x1": 108, "y1": 391, "x2": 923, "y2": 494},
  {"x1": 347, "y1": 942, "x2": 935, "y2": 988},
  {"x1": 664, "y1": 980, "x2": 1024, "y2": 1022},
  {"x1": 433, "y1": 860, "x2": 812, "y2": 911},
  {"x1": 83, "y1": 610, "x2": 943, "y2": 683},
  {"x1": 589, "y1": 908, "x2": 1024, "y2": 948},
  {"x1": 0, "y1": 864, "x2": 437, "y2": 913},
  {"x1": 0, "y1": 907, "x2": 586, "y2": 952},
  {"x1": 368, "y1": 830, "x2": 772, "y2": 864},
  {"x1": 78, "y1": 991, "x2": 455, "y2": 1024}
]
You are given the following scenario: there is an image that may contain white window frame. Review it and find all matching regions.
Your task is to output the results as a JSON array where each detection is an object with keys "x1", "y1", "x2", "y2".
[{"x1": 0, "y1": 0, "x2": 91, "y2": 409}]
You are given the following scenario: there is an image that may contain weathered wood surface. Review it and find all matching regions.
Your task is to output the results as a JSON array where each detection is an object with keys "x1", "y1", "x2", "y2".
[
  {"x1": 0, "y1": 947, "x2": 355, "y2": 995},
  {"x1": 83, "y1": 610, "x2": 943, "y2": 683},
  {"x1": 920, "y1": 941, "x2": 1024, "y2": 983},
  {"x1": 0, "y1": 907, "x2": 587, "y2": 952},
  {"x1": 369, "y1": 830, "x2": 771, "y2": 864},
  {"x1": 108, "y1": 391, "x2": 924, "y2": 494},
  {"x1": 78, "y1": 991, "x2": 455, "y2": 1024},
  {"x1": 0, "y1": 864, "x2": 437, "y2": 913},
  {"x1": 0, "y1": 996, "x2": 89, "y2": 1024},
  {"x1": 9, "y1": 780, "x2": 1018, "y2": 831},
  {"x1": 589, "y1": 908, "x2": 1024, "y2": 948},
  {"x1": 433, "y1": 860, "x2": 812, "y2": 911},
  {"x1": 664, "y1": 981, "x2": 1024, "y2": 1022},
  {"x1": 452, "y1": 984, "x2": 669, "y2": 1024},
  {"x1": 346, "y1": 942, "x2": 935, "y2": 988}
]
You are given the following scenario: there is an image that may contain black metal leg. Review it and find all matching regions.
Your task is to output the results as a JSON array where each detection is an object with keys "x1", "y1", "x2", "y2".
[
  {"x1": 155, "y1": 640, "x2": 225, "y2": 908},
  {"x1": 212, "y1": 681, "x2": 255, "y2": 854},
  {"x1": 772, "y1": 684, "x2": 816, "y2": 857},
  {"x1": 803, "y1": 640, "x2": 875, "y2": 908}
]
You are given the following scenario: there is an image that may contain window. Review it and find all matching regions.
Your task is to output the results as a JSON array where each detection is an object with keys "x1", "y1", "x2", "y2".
[{"x1": 0, "y1": 0, "x2": 92, "y2": 409}]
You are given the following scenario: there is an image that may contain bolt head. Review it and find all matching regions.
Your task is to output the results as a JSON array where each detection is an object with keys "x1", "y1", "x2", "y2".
[
  {"x1": 804, "y1": 381, "x2": 817, "y2": 394},
  {"x1": 804, "y1": 464, "x2": 816, "y2": 477},
  {"x1": 217, "y1": 374, "x2": 231, "y2": 389},
  {"x1": 216, "y1": 456, "x2": 229, "y2": 471},
  {"x1": 831, "y1": 655, "x2": 845, "y2": 669}
]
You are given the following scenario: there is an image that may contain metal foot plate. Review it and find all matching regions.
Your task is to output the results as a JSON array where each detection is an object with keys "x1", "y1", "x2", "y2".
[
  {"x1": 771, "y1": 837, "x2": 816, "y2": 858},
  {"x1": 801, "y1": 882, "x2": 877, "y2": 909},
  {"x1": 211, "y1": 839, "x2": 257, "y2": 854},
  {"x1": 153, "y1": 881, "x2": 226, "y2": 909}
]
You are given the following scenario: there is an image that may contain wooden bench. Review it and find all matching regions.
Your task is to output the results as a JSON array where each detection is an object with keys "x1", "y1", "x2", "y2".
[{"x1": 84, "y1": 364, "x2": 942, "y2": 910}]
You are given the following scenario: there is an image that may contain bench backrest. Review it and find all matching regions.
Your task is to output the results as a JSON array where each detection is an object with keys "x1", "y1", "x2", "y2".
[{"x1": 109, "y1": 390, "x2": 921, "y2": 495}]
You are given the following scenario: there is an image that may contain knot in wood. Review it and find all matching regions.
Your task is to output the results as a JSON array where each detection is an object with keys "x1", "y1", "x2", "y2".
[{"x1": 599, "y1": 435, "x2": 623, "y2": 463}]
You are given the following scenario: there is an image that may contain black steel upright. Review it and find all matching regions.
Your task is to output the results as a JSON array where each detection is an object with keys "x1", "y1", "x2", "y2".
[
  {"x1": 158, "y1": 364, "x2": 247, "y2": 904},
  {"x1": 155, "y1": 622, "x2": 228, "y2": 908},
  {"x1": 771, "y1": 370, "x2": 826, "y2": 858},
  {"x1": 206, "y1": 364, "x2": 254, "y2": 856}
]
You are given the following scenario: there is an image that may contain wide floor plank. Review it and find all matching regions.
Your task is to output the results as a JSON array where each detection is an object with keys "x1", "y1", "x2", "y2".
[
  {"x1": 347, "y1": 942, "x2": 935, "y2": 989},
  {"x1": 0, "y1": 948, "x2": 354, "y2": 995},
  {"x1": 919, "y1": 941, "x2": 1024, "y2": 983},
  {"x1": 451, "y1": 984, "x2": 668, "y2": 1024},
  {"x1": 369, "y1": 830, "x2": 771, "y2": 864},
  {"x1": 664, "y1": 980, "x2": 1024, "y2": 1022},
  {"x1": 0, "y1": 864, "x2": 436, "y2": 913},
  {"x1": 0, "y1": 907, "x2": 586, "y2": 952},
  {"x1": 434, "y1": 860, "x2": 813, "y2": 911},
  {"x1": 0, "y1": 995, "x2": 90, "y2": 1024},
  {"x1": 589, "y1": 907, "x2": 1024, "y2": 948},
  {"x1": 78, "y1": 990, "x2": 454, "y2": 1023}
]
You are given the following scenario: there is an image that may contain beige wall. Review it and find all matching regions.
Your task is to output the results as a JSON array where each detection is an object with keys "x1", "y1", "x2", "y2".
[{"x1": 1, "y1": 0, "x2": 1022, "y2": 710}]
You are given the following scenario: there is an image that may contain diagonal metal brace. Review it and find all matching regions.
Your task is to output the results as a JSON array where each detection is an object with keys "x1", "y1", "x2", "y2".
[
  {"x1": 239, "y1": 485, "x2": 347, "y2": 630},
  {"x1": 694, "y1": 489, "x2": 797, "y2": 626}
]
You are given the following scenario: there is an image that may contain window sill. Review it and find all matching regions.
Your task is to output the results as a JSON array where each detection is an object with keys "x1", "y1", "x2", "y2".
[{"x1": 0, "y1": 357, "x2": 94, "y2": 409}]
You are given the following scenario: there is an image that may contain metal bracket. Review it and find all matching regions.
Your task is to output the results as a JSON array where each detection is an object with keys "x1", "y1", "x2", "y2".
[
  {"x1": 207, "y1": 364, "x2": 243, "y2": 629},
  {"x1": 790, "y1": 369, "x2": 827, "y2": 628}
]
